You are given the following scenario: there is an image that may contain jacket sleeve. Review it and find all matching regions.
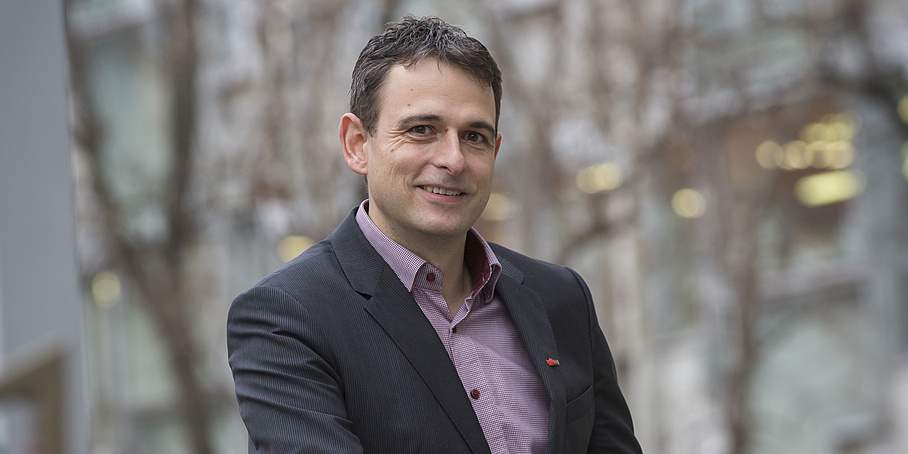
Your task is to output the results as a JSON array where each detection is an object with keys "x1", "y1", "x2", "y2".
[
  {"x1": 227, "y1": 284, "x2": 364, "y2": 454},
  {"x1": 569, "y1": 269, "x2": 643, "y2": 454}
]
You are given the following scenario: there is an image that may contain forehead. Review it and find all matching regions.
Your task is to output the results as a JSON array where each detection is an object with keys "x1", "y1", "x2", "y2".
[{"x1": 376, "y1": 60, "x2": 496, "y2": 124}]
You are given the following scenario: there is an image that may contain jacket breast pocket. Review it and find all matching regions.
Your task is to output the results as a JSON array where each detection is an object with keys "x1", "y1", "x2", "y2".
[
  {"x1": 563, "y1": 385, "x2": 595, "y2": 453},
  {"x1": 565, "y1": 384, "x2": 593, "y2": 423}
]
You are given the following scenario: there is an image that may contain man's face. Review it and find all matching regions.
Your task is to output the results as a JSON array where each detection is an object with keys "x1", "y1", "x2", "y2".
[{"x1": 357, "y1": 59, "x2": 500, "y2": 248}]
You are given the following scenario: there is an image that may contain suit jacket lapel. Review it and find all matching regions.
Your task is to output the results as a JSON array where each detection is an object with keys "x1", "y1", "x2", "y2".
[
  {"x1": 331, "y1": 209, "x2": 492, "y2": 454},
  {"x1": 495, "y1": 257, "x2": 567, "y2": 454}
]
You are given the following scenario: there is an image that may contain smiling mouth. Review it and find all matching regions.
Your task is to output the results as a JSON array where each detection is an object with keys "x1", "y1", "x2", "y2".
[{"x1": 421, "y1": 186, "x2": 463, "y2": 196}]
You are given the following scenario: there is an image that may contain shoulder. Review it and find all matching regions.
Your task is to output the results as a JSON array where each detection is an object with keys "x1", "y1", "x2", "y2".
[
  {"x1": 227, "y1": 235, "x2": 376, "y2": 349},
  {"x1": 230, "y1": 237, "x2": 358, "y2": 315},
  {"x1": 254, "y1": 239, "x2": 341, "y2": 290}
]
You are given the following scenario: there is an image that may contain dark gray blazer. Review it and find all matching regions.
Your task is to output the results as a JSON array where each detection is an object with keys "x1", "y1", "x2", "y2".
[{"x1": 227, "y1": 207, "x2": 642, "y2": 453}]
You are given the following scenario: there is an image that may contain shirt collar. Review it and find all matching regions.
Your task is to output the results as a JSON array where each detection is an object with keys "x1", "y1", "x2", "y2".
[{"x1": 355, "y1": 200, "x2": 501, "y2": 300}]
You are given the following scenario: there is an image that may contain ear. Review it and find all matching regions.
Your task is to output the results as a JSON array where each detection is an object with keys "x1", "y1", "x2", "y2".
[
  {"x1": 339, "y1": 113, "x2": 369, "y2": 175},
  {"x1": 493, "y1": 132, "x2": 502, "y2": 159}
]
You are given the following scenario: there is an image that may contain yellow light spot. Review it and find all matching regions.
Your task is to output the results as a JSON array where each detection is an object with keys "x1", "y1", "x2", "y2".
[
  {"x1": 279, "y1": 235, "x2": 314, "y2": 262},
  {"x1": 784, "y1": 113, "x2": 861, "y2": 171},
  {"x1": 830, "y1": 121, "x2": 854, "y2": 142},
  {"x1": 795, "y1": 170, "x2": 864, "y2": 207},
  {"x1": 817, "y1": 124, "x2": 837, "y2": 142},
  {"x1": 799, "y1": 123, "x2": 823, "y2": 143},
  {"x1": 898, "y1": 96, "x2": 908, "y2": 124},
  {"x1": 755, "y1": 141, "x2": 783, "y2": 169},
  {"x1": 799, "y1": 112, "x2": 859, "y2": 150},
  {"x1": 481, "y1": 192, "x2": 514, "y2": 221},
  {"x1": 827, "y1": 140, "x2": 855, "y2": 169},
  {"x1": 576, "y1": 163, "x2": 623, "y2": 194},
  {"x1": 92, "y1": 271, "x2": 121, "y2": 309},
  {"x1": 672, "y1": 188, "x2": 706, "y2": 218},
  {"x1": 783, "y1": 141, "x2": 809, "y2": 169}
]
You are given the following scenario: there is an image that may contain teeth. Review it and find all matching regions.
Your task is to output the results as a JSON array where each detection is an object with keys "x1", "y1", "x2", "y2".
[{"x1": 423, "y1": 186, "x2": 461, "y2": 196}]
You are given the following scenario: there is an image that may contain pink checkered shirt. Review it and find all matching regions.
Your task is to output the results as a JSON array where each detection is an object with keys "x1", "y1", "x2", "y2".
[{"x1": 356, "y1": 201, "x2": 549, "y2": 454}]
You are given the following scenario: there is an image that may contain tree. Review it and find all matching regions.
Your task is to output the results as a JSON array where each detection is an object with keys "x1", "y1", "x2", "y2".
[{"x1": 68, "y1": 0, "x2": 216, "y2": 451}]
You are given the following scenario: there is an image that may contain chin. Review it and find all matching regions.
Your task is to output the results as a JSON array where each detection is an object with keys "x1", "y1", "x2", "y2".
[{"x1": 417, "y1": 219, "x2": 472, "y2": 238}]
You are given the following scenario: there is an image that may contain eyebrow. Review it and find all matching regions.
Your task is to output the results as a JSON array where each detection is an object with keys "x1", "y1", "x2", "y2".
[
  {"x1": 395, "y1": 115, "x2": 497, "y2": 136},
  {"x1": 395, "y1": 114, "x2": 442, "y2": 129},
  {"x1": 466, "y1": 121, "x2": 497, "y2": 138}
]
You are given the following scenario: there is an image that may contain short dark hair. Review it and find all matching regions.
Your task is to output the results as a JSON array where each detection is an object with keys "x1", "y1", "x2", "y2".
[{"x1": 349, "y1": 16, "x2": 502, "y2": 134}]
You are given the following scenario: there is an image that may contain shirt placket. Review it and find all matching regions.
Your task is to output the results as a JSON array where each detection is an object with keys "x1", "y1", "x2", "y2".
[
  {"x1": 413, "y1": 265, "x2": 507, "y2": 451},
  {"x1": 449, "y1": 316, "x2": 506, "y2": 450}
]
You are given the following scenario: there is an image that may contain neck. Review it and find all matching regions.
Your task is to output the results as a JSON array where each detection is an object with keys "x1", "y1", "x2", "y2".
[
  {"x1": 360, "y1": 202, "x2": 475, "y2": 315},
  {"x1": 407, "y1": 234, "x2": 473, "y2": 316}
]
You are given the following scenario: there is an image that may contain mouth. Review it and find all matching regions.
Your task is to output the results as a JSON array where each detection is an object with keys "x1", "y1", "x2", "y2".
[{"x1": 421, "y1": 185, "x2": 463, "y2": 196}]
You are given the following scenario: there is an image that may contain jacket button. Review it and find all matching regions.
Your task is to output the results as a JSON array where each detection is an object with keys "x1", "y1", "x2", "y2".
[{"x1": 470, "y1": 389, "x2": 480, "y2": 399}]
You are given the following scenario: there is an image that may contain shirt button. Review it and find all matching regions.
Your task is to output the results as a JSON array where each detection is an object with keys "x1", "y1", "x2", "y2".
[
  {"x1": 452, "y1": 326, "x2": 457, "y2": 334},
  {"x1": 426, "y1": 273, "x2": 436, "y2": 282},
  {"x1": 470, "y1": 389, "x2": 480, "y2": 399}
]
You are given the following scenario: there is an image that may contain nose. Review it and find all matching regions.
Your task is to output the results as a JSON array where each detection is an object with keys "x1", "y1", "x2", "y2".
[{"x1": 432, "y1": 130, "x2": 465, "y2": 175}]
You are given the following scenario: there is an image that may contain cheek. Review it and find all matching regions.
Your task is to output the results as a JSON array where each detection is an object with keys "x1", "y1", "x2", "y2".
[
  {"x1": 467, "y1": 154, "x2": 496, "y2": 177},
  {"x1": 365, "y1": 144, "x2": 399, "y2": 176},
  {"x1": 384, "y1": 134, "x2": 409, "y2": 153},
  {"x1": 371, "y1": 153, "x2": 415, "y2": 181},
  {"x1": 385, "y1": 147, "x2": 429, "y2": 174}
]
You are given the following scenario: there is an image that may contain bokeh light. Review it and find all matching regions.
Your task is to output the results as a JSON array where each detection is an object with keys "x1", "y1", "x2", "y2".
[
  {"x1": 898, "y1": 96, "x2": 908, "y2": 124},
  {"x1": 576, "y1": 163, "x2": 623, "y2": 194},
  {"x1": 761, "y1": 112, "x2": 860, "y2": 173},
  {"x1": 278, "y1": 235, "x2": 315, "y2": 262},
  {"x1": 782, "y1": 141, "x2": 809, "y2": 169},
  {"x1": 91, "y1": 271, "x2": 121, "y2": 309},
  {"x1": 755, "y1": 141, "x2": 784, "y2": 169},
  {"x1": 672, "y1": 188, "x2": 706, "y2": 218},
  {"x1": 795, "y1": 170, "x2": 864, "y2": 207},
  {"x1": 481, "y1": 192, "x2": 515, "y2": 221}
]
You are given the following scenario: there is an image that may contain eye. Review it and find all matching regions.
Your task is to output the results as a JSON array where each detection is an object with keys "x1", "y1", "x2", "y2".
[
  {"x1": 464, "y1": 131, "x2": 485, "y2": 143},
  {"x1": 410, "y1": 125, "x2": 431, "y2": 135}
]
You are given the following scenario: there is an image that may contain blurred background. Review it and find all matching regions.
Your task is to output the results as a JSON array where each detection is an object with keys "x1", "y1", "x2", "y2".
[{"x1": 2, "y1": 0, "x2": 908, "y2": 452}]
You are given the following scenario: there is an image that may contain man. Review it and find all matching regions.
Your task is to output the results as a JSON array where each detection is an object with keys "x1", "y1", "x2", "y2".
[{"x1": 227, "y1": 16, "x2": 642, "y2": 454}]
